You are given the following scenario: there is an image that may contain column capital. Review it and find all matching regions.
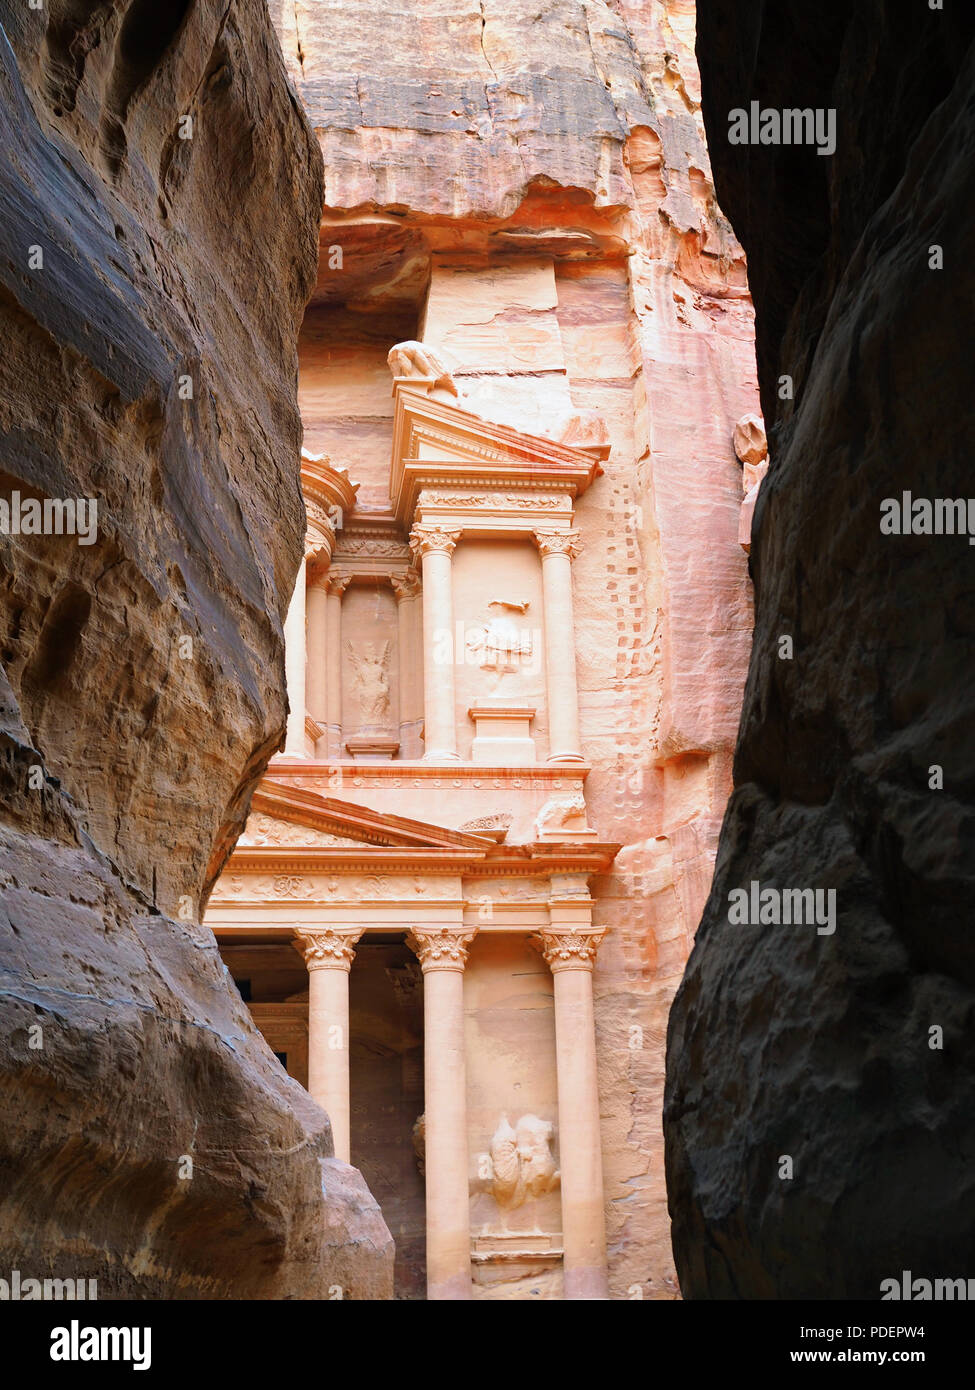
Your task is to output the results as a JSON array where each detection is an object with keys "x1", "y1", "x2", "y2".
[
  {"x1": 326, "y1": 573, "x2": 352, "y2": 596},
  {"x1": 307, "y1": 568, "x2": 333, "y2": 594},
  {"x1": 533, "y1": 528, "x2": 582, "y2": 560},
  {"x1": 406, "y1": 924, "x2": 477, "y2": 973},
  {"x1": 534, "y1": 925, "x2": 606, "y2": 973},
  {"x1": 391, "y1": 569, "x2": 422, "y2": 601},
  {"x1": 293, "y1": 926, "x2": 364, "y2": 973},
  {"x1": 410, "y1": 525, "x2": 462, "y2": 562}
]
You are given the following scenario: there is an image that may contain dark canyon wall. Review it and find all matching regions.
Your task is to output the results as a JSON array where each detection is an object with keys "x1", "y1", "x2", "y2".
[
  {"x1": 666, "y1": 2, "x2": 975, "y2": 1297},
  {"x1": 0, "y1": 0, "x2": 391, "y2": 1297}
]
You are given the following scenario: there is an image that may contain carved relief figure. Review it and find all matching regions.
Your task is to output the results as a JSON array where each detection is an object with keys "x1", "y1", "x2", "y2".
[
  {"x1": 490, "y1": 1114, "x2": 560, "y2": 1210},
  {"x1": 347, "y1": 640, "x2": 392, "y2": 726},
  {"x1": 466, "y1": 599, "x2": 535, "y2": 691},
  {"x1": 534, "y1": 794, "x2": 590, "y2": 836}
]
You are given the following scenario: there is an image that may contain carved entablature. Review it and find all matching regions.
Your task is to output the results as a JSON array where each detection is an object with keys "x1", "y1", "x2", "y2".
[
  {"x1": 331, "y1": 524, "x2": 413, "y2": 584},
  {"x1": 415, "y1": 486, "x2": 577, "y2": 536},
  {"x1": 211, "y1": 872, "x2": 449, "y2": 904}
]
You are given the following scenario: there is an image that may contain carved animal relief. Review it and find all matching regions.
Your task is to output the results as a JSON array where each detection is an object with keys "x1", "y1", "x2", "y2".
[{"x1": 490, "y1": 1115, "x2": 560, "y2": 1210}]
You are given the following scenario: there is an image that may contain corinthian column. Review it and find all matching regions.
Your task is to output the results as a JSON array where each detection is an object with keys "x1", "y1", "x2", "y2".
[
  {"x1": 292, "y1": 926, "x2": 364, "y2": 1163},
  {"x1": 535, "y1": 925, "x2": 608, "y2": 1299},
  {"x1": 410, "y1": 526, "x2": 462, "y2": 763},
  {"x1": 391, "y1": 570, "x2": 422, "y2": 758},
  {"x1": 283, "y1": 560, "x2": 307, "y2": 756},
  {"x1": 406, "y1": 924, "x2": 477, "y2": 1299},
  {"x1": 305, "y1": 574, "x2": 330, "y2": 730},
  {"x1": 325, "y1": 574, "x2": 351, "y2": 760},
  {"x1": 533, "y1": 530, "x2": 584, "y2": 763}
]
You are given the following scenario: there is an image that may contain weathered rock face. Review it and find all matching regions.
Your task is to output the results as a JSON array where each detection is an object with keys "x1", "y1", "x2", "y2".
[
  {"x1": 272, "y1": 0, "x2": 759, "y2": 1295},
  {"x1": 666, "y1": 3, "x2": 975, "y2": 1297},
  {"x1": 0, "y1": 0, "x2": 391, "y2": 1296}
]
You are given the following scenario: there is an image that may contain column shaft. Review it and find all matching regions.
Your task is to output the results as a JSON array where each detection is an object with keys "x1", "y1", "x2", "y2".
[
  {"x1": 407, "y1": 925, "x2": 476, "y2": 1300},
  {"x1": 309, "y1": 966, "x2": 352, "y2": 1160},
  {"x1": 553, "y1": 967, "x2": 607, "y2": 1297},
  {"x1": 535, "y1": 532, "x2": 584, "y2": 763},
  {"x1": 293, "y1": 929, "x2": 362, "y2": 1164},
  {"x1": 325, "y1": 577, "x2": 348, "y2": 760},
  {"x1": 411, "y1": 528, "x2": 461, "y2": 762},
  {"x1": 393, "y1": 572, "x2": 421, "y2": 758},
  {"x1": 306, "y1": 579, "x2": 329, "y2": 728},
  {"x1": 537, "y1": 926, "x2": 609, "y2": 1299}
]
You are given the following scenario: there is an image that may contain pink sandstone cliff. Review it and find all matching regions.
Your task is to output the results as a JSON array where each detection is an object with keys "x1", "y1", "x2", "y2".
[{"x1": 271, "y1": 0, "x2": 759, "y2": 1295}]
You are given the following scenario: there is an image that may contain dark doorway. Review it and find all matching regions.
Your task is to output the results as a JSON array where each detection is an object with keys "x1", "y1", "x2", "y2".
[{"x1": 349, "y1": 939, "x2": 425, "y2": 1299}]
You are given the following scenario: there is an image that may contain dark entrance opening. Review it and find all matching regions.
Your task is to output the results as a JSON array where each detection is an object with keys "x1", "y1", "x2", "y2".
[{"x1": 349, "y1": 937, "x2": 425, "y2": 1299}]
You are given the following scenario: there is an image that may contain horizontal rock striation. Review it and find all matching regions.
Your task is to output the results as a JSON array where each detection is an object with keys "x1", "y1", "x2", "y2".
[
  {"x1": 0, "y1": 0, "x2": 391, "y2": 1297},
  {"x1": 665, "y1": 1, "x2": 975, "y2": 1298}
]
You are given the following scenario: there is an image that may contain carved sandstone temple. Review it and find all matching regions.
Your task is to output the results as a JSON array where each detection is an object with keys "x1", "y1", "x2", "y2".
[
  {"x1": 207, "y1": 2, "x2": 762, "y2": 1302},
  {"x1": 209, "y1": 347, "x2": 620, "y2": 1300}
]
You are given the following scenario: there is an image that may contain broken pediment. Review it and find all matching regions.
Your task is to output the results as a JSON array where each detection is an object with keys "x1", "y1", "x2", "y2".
[
  {"x1": 388, "y1": 378, "x2": 606, "y2": 529},
  {"x1": 248, "y1": 779, "x2": 499, "y2": 851},
  {"x1": 238, "y1": 814, "x2": 367, "y2": 850}
]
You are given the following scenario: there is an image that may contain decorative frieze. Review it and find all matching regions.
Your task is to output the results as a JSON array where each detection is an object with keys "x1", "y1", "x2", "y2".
[
  {"x1": 334, "y1": 537, "x2": 411, "y2": 559},
  {"x1": 419, "y1": 491, "x2": 567, "y2": 510}
]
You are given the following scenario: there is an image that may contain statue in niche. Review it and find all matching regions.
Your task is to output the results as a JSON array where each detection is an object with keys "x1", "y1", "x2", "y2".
[
  {"x1": 346, "y1": 639, "x2": 391, "y2": 727},
  {"x1": 490, "y1": 1114, "x2": 560, "y2": 1210}
]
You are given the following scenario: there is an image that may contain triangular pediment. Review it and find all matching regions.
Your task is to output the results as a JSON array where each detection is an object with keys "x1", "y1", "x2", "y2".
[
  {"x1": 390, "y1": 386, "x2": 604, "y2": 525},
  {"x1": 237, "y1": 814, "x2": 368, "y2": 850},
  {"x1": 243, "y1": 779, "x2": 498, "y2": 852}
]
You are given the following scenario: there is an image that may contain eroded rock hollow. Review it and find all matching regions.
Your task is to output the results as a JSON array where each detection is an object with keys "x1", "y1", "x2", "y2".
[
  {"x1": 666, "y1": 2, "x2": 975, "y2": 1297},
  {"x1": 0, "y1": 0, "x2": 391, "y2": 1298}
]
